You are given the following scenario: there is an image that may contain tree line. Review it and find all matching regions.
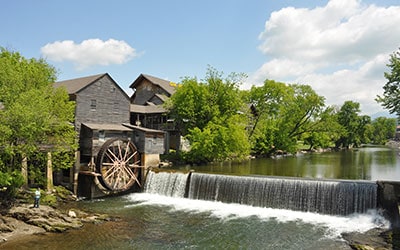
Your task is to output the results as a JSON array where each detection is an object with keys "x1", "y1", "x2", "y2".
[{"x1": 166, "y1": 66, "x2": 397, "y2": 164}]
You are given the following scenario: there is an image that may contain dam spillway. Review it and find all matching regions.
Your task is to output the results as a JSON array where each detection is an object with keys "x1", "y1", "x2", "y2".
[{"x1": 144, "y1": 171, "x2": 378, "y2": 216}]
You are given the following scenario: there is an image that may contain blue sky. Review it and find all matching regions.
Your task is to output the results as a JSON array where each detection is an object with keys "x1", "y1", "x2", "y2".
[{"x1": 2, "y1": 0, "x2": 400, "y2": 116}]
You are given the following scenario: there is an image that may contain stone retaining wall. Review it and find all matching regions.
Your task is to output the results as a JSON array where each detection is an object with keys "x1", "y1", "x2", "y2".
[{"x1": 377, "y1": 181, "x2": 400, "y2": 228}]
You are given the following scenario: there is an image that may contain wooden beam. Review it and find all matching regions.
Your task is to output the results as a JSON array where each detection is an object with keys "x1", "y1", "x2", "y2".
[
  {"x1": 21, "y1": 155, "x2": 28, "y2": 188},
  {"x1": 46, "y1": 152, "x2": 53, "y2": 191}
]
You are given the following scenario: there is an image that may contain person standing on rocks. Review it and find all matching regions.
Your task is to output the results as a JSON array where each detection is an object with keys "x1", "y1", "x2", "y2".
[{"x1": 34, "y1": 188, "x2": 41, "y2": 208}]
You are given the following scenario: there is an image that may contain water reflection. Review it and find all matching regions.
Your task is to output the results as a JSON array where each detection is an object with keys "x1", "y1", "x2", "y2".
[{"x1": 173, "y1": 147, "x2": 400, "y2": 181}]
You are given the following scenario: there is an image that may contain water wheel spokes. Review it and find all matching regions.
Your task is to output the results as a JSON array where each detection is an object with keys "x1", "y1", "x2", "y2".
[{"x1": 96, "y1": 138, "x2": 141, "y2": 191}]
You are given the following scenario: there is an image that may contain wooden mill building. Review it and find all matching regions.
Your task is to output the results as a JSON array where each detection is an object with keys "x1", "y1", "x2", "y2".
[
  {"x1": 52, "y1": 73, "x2": 173, "y2": 197},
  {"x1": 129, "y1": 74, "x2": 180, "y2": 150},
  {"x1": 54, "y1": 73, "x2": 131, "y2": 134}
]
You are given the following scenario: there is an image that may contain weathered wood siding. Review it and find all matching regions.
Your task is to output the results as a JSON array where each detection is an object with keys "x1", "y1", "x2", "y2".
[
  {"x1": 133, "y1": 129, "x2": 165, "y2": 154},
  {"x1": 132, "y1": 79, "x2": 169, "y2": 105},
  {"x1": 74, "y1": 75, "x2": 130, "y2": 131},
  {"x1": 80, "y1": 126, "x2": 133, "y2": 157},
  {"x1": 79, "y1": 125, "x2": 94, "y2": 157}
]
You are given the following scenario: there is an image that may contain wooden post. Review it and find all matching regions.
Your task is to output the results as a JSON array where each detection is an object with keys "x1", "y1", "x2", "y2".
[
  {"x1": 73, "y1": 151, "x2": 80, "y2": 195},
  {"x1": 142, "y1": 154, "x2": 147, "y2": 187},
  {"x1": 46, "y1": 152, "x2": 53, "y2": 191},
  {"x1": 21, "y1": 155, "x2": 28, "y2": 188}
]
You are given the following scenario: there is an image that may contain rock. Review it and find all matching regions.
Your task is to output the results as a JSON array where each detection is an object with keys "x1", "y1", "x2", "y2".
[
  {"x1": 0, "y1": 202, "x2": 115, "y2": 246},
  {"x1": 1, "y1": 187, "x2": 113, "y2": 245},
  {"x1": 0, "y1": 217, "x2": 13, "y2": 232},
  {"x1": 4, "y1": 204, "x2": 83, "y2": 234},
  {"x1": 68, "y1": 210, "x2": 77, "y2": 218},
  {"x1": 0, "y1": 215, "x2": 46, "y2": 243},
  {"x1": 342, "y1": 228, "x2": 392, "y2": 250}
]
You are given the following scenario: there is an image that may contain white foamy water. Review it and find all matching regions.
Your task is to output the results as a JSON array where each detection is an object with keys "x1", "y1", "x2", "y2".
[{"x1": 125, "y1": 193, "x2": 390, "y2": 238}]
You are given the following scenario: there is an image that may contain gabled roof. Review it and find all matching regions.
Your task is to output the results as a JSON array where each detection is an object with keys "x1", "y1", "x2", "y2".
[
  {"x1": 53, "y1": 73, "x2": 130, "y2": 101},
  {"x1": 129, "y1": 74, "x2": 176, "y2": 95},
  {"x1": 54, "y1": 73, "x2": 106, "y2": 94}
]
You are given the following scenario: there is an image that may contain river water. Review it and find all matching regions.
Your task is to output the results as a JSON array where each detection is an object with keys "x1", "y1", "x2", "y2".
[
  {"x1": 2, "y1": 147, "x2": 399, "y2": 250},
  {"x1": 171, "y1": 146, "x2": 400, "y2": 181}
]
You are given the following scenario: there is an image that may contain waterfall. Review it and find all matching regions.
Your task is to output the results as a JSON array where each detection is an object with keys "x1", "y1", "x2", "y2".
[
  {"x1": 143, "y1": 171, "x2": 378, "y2": 215},
  {"x1": 187, "y1": 173, "x2": 377, "y2": 215},
  {"x1": 144, "y1": 171, "x2": 189, "y2": 197}
]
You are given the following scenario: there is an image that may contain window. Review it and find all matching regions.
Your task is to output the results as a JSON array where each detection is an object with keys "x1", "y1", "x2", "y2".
[
  {"x1": 113, "y1": 101, "x2": 119, "y2": 114},
  {"x1": 90, "y1": 99, "x2": 97, "y2": 110},
  {"x1": 99, "y1": 130, "x2": 105, "y2": 142}
]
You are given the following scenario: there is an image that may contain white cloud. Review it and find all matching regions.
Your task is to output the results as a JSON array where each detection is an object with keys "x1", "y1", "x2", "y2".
[
  {"x1": 41, "y1": 38, "x2": 137, "y2": 70},
  {"x1": 249, "y1": 0, "x2": 400, "y2": 115},
  {"x1": 296, "y1": 54, "x2": 387, "y2": 114},
  {"x1": 252, "y1": 59, "x2": 319, "y2": 81}
]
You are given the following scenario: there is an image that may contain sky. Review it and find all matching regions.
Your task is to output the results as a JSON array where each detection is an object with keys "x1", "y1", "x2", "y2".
[{"x1": 2, "y1": 0, "x2": 400, "y2": 117}]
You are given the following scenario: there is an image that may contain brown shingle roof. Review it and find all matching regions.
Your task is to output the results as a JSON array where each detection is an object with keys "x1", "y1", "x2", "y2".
[
  {"x1": 153, "y1": 93, "x2": 169, "y2": 102},
  {"x1": 129, "y1": 74, "x2": 176, "y2": 95},
  {"x1": 122, "y1": 123, "x2": 165, "y2": 134},
  {"x1": 130, "y1": 104, "x2": 166, "y2": 114},
  {"x1": 54, "y1": 73, "x2": 107, "y2": 94},
  {"x1": 82, "y1": 123, "x2": 132, "y2": 131}
]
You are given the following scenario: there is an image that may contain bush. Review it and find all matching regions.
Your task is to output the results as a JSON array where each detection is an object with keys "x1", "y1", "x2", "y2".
[{"x1": 0, "y1": 171, "x2": 25, "y2": 207}]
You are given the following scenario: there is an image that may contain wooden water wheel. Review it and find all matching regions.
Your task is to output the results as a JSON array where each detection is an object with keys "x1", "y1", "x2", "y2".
[{"x1": 96, "y1": 138, "x2": 141, "y2": 191}]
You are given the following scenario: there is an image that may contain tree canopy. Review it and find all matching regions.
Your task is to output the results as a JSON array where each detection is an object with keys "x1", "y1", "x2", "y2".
[
  {"x1": 0, "y1": 48, "x2": 76, "y2": 193},
  {"x1": 247, "y1": 80, "x2": 339, "y2": 155},
  {"x1": 377, "y1": 49, "x2": 400, "y2": 117},
  {"x1": 165, "y1": 67, "x2": 250, "y2": 163},
  {"x1": 167, "y1": 66, "x2": 396, "y2": 163}
]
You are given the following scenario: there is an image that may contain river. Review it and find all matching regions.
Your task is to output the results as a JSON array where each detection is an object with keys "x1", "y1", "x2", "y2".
[
  {"x1": 2, "y1": 146, "x2": 399, "y2": 250},
  {"x1": 170, "y1": 146, "x2": 400, "y2": 181}
]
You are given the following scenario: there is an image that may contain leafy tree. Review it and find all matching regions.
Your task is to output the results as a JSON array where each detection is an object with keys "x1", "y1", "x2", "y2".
[
  {"x1": 0, "y1": 170, "x2": 24, "y2": 207},
  {"x1": 167, "y1": 67, "x2": 246, "y2": 131},
  {"x1": 166, "y1": 76, "x2": 210, "y2": 132},
  {"x1": 166, "y1": 67, "x2": 250, "y2": 163},
  {"x1": 376, "y1": 49, "x2": 400, "y2": 117},
  {"x1": 185, "y1": 115, "x2": 250, "y2": 162},
  {"x1": 302, "y1": 106, "x2": 343, "y2": 150},
  {"x1": 0, "y1": 48, "x2": 76, "y2": 194},
  {"x1": 248, "y1": 80, "x2": 333, "y2": 154},
  {"x1": 368, "y1": 117, "x2": 396, "y2": 144},
  {"x1": 335, "y1": 101, "x2": 371, "y2": 148}
]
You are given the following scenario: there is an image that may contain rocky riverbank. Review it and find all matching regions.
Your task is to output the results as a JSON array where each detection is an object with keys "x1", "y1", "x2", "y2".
[
  {"x1": 0, "y1": 187, "x2": 115, "y2": 245},
  {"x1": 342, "y1": 228, "x2": 397, "y2": 250}
]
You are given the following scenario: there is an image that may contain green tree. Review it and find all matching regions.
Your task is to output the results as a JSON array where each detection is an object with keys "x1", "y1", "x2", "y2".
[
  {"x1": 166, "y1": 67, "x2": 250, "y2": 163},
  {"x1": 376, "y1": 49, "x2": 400, "y2": 117},
  {"x1": 0, "y1": 48, "x2": 76, "y2": 196},
  {"x1": 335, "y1": 101, "x2": 371, "y2": 148},
  {"x1": 369, "y1": 117, "x2": 396, "y2": 144},
  {"x1": 248, "y1": 80, "x2": 333, "y2": 154},
  {"x1": 302, "y1": 106, "x2": 343, "y2": 150}
]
